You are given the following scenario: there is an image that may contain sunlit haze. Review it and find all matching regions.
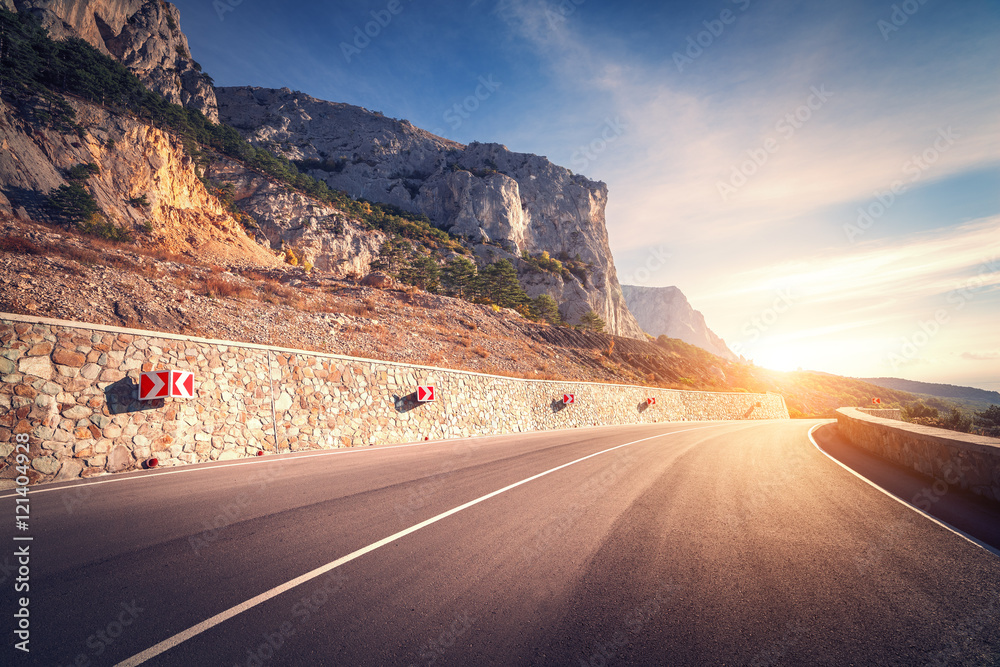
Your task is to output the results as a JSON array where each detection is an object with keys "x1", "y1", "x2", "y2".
[{"x1": 173, "y1": 0, "x2": 1000, "y2": 390}]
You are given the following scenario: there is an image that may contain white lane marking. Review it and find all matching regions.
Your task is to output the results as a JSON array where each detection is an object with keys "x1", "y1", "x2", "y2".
[
  {"x1": 808, "y1": 422, "x2": 1000, "y2": 559},
  {"x1": 114, "y1": 423, "x2": 727, "y2": 666},
  {"x1": 0, "y1": 421, "x2": 727, "y2": 499}
]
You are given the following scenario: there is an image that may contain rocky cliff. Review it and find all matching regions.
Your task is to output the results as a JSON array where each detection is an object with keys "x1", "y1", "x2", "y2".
[
  {"x1": 1, "y1": 0, "x2": 218, "y2": 121},
  {"x1": 215, "y1": 86, "x2": 645, "y2": 338},
  {"x1": 621, "y1": 285, "x2": 737, "y2": 361},
  {"x1": 0, "y1": 97, "x2": 275, "y2": 265},
  {"x1": 206, "y1": 159, "x2": 385, "y2": 277}
]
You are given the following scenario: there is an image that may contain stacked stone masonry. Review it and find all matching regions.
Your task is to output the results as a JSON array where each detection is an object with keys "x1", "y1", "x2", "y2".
[
  {"x1": 837, "y1": 407, "x2": 1000, "y2": 504},
  {"x1": 0, "y1": 315, "x2": 789, "y2": 486},
  {"x1": 857, "y1": 408, "x2": 902, "y2": 421}
]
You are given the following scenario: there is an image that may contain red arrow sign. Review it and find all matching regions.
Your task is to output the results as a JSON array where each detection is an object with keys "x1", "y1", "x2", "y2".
[
  {"x1": 139, "y1": 370, "x2": 169, "y2": 400},
  {"x1": 170, "y1": 371, "x2": 195, "y2": 399},
  {"x1": 647, "y1": 397, "x2": 656, "y2": 406},
  {"x1": 872, "y1": 397, "x2": 881, "y2": 405},
  {"x1": 417, "y1": 385, "x2": 435, "y2": 402},
  {"x1": 139, "y1": 370, "x2": 196, "y2": 400},
  {"x1": 563, "y1": 393, "x2": 575, "y2": 405}
]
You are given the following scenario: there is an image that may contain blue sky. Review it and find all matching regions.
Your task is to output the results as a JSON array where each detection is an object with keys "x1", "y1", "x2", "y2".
[{"x1": 173, "y1": 0, "x2": 1000, "y2": 391}]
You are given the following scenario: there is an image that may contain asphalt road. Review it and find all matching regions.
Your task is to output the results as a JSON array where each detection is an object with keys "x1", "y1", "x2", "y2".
[{"x1": 4, "y1": 420, "x2": 999, "y2": 666}]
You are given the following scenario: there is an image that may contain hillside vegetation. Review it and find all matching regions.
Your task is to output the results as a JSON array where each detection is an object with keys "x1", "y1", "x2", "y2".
[{"x1": 861, "y1": 376, "x2": 1000, "y2": 412}]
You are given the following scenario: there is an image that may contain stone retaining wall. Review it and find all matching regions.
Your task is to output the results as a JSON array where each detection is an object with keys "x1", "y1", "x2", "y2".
[
  {"x1": 0, "y1": 315, "x2": 789, "y2": 486},
  {"x1": 857, "y1": 408, "x2": 902, "y2": 420},
  {"x1": 836, "y1": 407, "x2": 1000, "y2": 503}
]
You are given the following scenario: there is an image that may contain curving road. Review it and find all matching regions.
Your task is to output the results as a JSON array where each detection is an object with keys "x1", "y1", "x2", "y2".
[{"x1": 5, "y1": 420, "x2": 999, "y2": 666}]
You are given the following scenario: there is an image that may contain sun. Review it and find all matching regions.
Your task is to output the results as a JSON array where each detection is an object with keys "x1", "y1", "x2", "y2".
[{"x1": 749, "y1": 346, "x2": 804, "y2": 373}]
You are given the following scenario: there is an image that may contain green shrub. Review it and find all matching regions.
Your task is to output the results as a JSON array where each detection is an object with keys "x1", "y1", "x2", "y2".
[
  {"x1": 46, "y1": 183, "x2": 99, "y2": 222},
  {"x1": 579, "y1": 310, "x2": 605, "y2": 332},
  {"x1": 77, "y1": 212, "x2": 132, "y2": 242},
  {"x1": 67, "y1": 162, "x2": 100, "y2": 182}
]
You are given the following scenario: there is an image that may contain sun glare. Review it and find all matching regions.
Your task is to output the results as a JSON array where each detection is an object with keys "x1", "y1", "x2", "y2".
[{"x1": 750, "y1": 347, "x2": 804, "y2": 373}]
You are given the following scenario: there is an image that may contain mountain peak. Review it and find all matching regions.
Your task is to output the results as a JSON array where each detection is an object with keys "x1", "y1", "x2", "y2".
[{"x1": 621, "y1": 284, "x2": 737, "y2": 361}]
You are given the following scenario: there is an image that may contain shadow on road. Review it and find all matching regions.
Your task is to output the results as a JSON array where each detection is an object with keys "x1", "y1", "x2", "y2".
[{"x1": 812, "y1": 422, "x2": 1000, "y2": 554}]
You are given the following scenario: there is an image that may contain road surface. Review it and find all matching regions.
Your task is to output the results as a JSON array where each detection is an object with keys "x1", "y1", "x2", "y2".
[{"x1": 4, "y1": 419, "x2": 999, "y2": 665}]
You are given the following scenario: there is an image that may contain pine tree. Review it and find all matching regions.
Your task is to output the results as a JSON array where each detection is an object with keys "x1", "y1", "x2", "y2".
[
  {"x1": 441, "y1": 256, "x2": 478, "y2": 299},
  {"x1": 579, "y1": 310, "x2": 605, "y2": 332},
  {"x1": 370, "y1": 235, "x2": 412, "y2": 277},
  {"x1": 479, "y1": 260, "x2": 529, "y2": 308},
  {"x1": 532, "y1": 294, "x2": 561, "y2": 324},
  {"x1": 400, "y1": 254, "x2": 440, "y2": 292}
]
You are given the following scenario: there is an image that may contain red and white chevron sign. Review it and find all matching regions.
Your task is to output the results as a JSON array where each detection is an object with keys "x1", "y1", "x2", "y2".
[
  {"x1": 563, "y1": 393, "x2": 575, "y2": 405},
  {"x1": 170, "y1": 371, "x2": 195, "y2": 399},
  {"x1": 139, "y1": 370, "x2": 195, "y2": 401},
  {"x1": 139, "y1": 371, "x2": 169, "y2": 401},
  {"x1": 647, "y1": 397, "x2": 656, "y2": 406},
  {"x1": 417, "y1": 385, "x2": 435, "y2": 402},
  {"x1": 872, "y1": 397, "x2": 881, "y2": 405}
]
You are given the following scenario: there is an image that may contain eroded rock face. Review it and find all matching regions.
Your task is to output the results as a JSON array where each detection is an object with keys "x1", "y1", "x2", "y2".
[
  {"x1": 4, "y1": 0, "x2": 218, "y2": 121},
  {"x1": 620, "y1": 285, "x2": 737, "y2": 361},
  {"x1": 206, "y1": 160, "x2": 386, "y2": 277},
  {"x1": 0, "y1": 98, "x2": 276, "y2": 265},
  {"x1": 214, "y1": 86, "x2": 645, "y2": 338}
]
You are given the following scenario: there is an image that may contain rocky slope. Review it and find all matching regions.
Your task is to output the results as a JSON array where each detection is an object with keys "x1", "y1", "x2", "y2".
[
  {"x1": 1, "y1": 0, "x2": 218, "y2": 121},
  {"x1": 621, "y1": 284, "x2": 737, "y2": 361},
  {"x1": 214, "y1": 86, "x2": 645, "y2": 338}
]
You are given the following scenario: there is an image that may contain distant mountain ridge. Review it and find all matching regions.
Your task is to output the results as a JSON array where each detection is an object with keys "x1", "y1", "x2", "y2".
[
  {"x1": 860, "y1": 377, "x2": 1000, "y2": 405},
  {"x1": 620, "y1": 285, "x2": 737, "y2": 361}
]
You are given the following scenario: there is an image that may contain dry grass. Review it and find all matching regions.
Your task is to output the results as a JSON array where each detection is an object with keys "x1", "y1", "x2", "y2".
[
  {"x1": 473, "y1": 345, "x2": 490, "y2": 359},
  {"x1": 0, "y1": 236, "x2": 44, "y2": 255},
  {"x1": 203, "y1": 276, "x2": 253, "y2": 299},
  {"x1": 139, "y1": 246, "x2": 192, "y2": 264},
  {"x1": 170, "y1": 267, "x2": 199, "y2": 290},
  {"x1": 258, "y1": 280, "x2": 295, "y2": 303},
  {"x1": 337, "y1": 301, "x2": 374, "y2": 318}
]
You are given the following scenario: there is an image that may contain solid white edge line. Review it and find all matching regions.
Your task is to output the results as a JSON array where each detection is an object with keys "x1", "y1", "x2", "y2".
[
  {"x1": 807, "y1": 421, "x2": 1000, "y2": 559},
  {"x1": 113, "y1": 423, "x2": 726, "y2": 666},
  {"x1": 0, "y1": 420, "x2": 742, "y2": 500}
]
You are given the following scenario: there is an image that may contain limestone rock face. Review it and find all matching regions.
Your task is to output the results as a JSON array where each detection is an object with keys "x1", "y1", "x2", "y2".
[
  {"x1": 206, "y1": 160, "x2": 386, "y2": 277},
  {"x1": 620, "y1": 285, "x2": 738, "y2": 361},
  {"x1": 215, "y1": 86, "x2": 645, "y2": 338},
  {"x1": 3, "y1": 0, "x2": 218, "y2": 121},
  {"x1": 0, "y1": 98, "x2": 276, "y2": 265}
]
